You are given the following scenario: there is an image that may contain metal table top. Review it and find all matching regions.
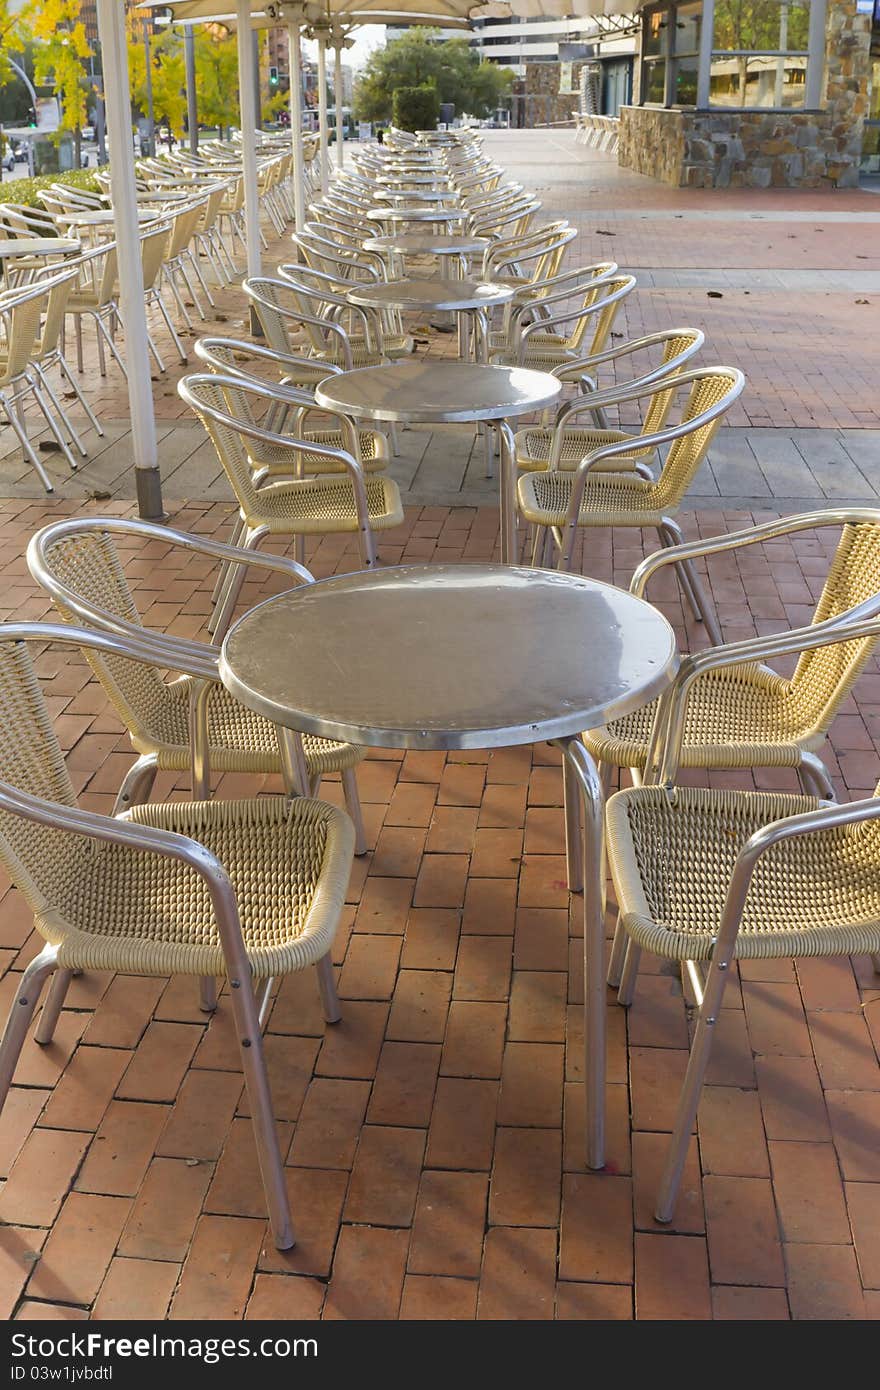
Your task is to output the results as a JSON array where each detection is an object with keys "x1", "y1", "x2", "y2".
[
  {"x1": 373, "y1": 189, "x2": 458, "y2": 204},
  {"x1": 220, "y1": 564, "x2": 678, "y2": 751},
  {"x1": 315, "y1": 360, "x2": 561, "y2": 425},
  {"x1": 0, "y1": 238, "x2": 81, "y2": 259},
  {"x1": 366, "y1": 206, "x2": 468, "y2": 224},
  {"x1": 362, "y1": 233, "x2": 489, "y2": 257},
  {"x1": 57, "y1": 209, "x2": 157, "y2": 227},
  {"x1": 346, "y1": 278, "x2": 514, "y2": 313}
]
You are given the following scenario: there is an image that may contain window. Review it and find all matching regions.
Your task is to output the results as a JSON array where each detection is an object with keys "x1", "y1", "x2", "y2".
[
  {"x1": 641, "y1": 2, "x2": 701, "y2": 106},
  {"x1": 710, "y1": 1, "x2": 812, "y2": 108}
]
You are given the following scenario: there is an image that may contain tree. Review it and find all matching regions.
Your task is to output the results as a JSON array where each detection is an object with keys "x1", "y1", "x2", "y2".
[
  {"x1": 127, "y1": 18, "x2": 187, "y2": 141},
  {"x1": 31, "y1": 0, "x2": 91, "y2": 163},
  {"x1": 354, "y1": 30, "x2": 514, "y2": 124},
  {"x1": 0, "y1": 1, "x2": 33, "y2": 90},
  {"x1": 194, "y1": 25, "x2": 240, "y2": 136}
]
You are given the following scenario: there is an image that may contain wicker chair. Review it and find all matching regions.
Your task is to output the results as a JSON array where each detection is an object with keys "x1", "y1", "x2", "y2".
[
  {"x1": 0, "y1": 275, "x2": 80, "y2": 493},
  {"x1": 275, "y1": 264, "x2": 414, "y2": 363},
  {"x1": 178, "y1": 373, "x2": 404, "y2": 633},
  {"x1": 491, "y1": 274, "x2": 637, "y2": 374},
  {"x1": 0, "y1": 620, "x2": 353, "y2": 1250},
  {"x1": 62, "y1": 241, "x2": 125, "y2": 378},
  {"x1": 585, "y1": 509, "x2": 880, "y2": 805},
  {"x1": 27, "y1": 515, "x2": 369, "y2": 854},
  {"x1": 513, "y1": 328, "x2": 705, "y2": 476},
  {"x1": 517, "y1": 367, "x2": 745, "y2": 639},
  {"x1": 606, "y1": 772, "x2": 880, "y2": 1222}
]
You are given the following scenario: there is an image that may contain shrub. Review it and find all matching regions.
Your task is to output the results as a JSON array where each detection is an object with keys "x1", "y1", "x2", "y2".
[
  {"x1": 4, "y1": 168, "x2": 102, "y2": 224},
  {"x1": 392, "y1": 85, "x2": 439, "y2": 135}
]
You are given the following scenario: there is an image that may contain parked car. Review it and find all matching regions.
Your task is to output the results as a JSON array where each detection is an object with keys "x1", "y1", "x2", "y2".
[{"x1": 1, "y1": 146, "x2": 15, "y2": 173}]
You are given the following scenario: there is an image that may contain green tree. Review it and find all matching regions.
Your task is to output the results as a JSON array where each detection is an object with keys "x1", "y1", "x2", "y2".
[
  {"x1": 354, "y1": 30, "x2": 514, "y2": 124},
  {"x1": 128, "y1": 18, "x2": 187, "y2": 141},
  {"x1": 31, "y1": 0, "x2": 91, "y2": 163},
  {"x1": 194, "y1": 25, "x2": 240, "y2": 136},
  {"x1": 0, "y1": 1, "x2": 33, "y2": 89}
]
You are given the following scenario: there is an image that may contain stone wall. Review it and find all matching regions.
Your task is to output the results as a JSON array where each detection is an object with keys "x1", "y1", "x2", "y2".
[
  {"x1": 618, "y1": 0, "x2": 873, "y2": 188},
  {"x1": 521, "y1": 61, "x2": 589, "y2": 128}
]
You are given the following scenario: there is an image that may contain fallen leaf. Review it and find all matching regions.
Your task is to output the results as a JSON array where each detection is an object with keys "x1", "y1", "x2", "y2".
[
  {"x1": 595, "y1": 229, "x2": 616, "y2": 236},
  {"x1": 855, "y1": 298, "x2": 870, "y2": 305},
  {"x1": 707, "y1": 290, "x2": 723, "y2": 299},
  {"x1": 85, "y1": 489, "x2": 112, "y2": 501}
]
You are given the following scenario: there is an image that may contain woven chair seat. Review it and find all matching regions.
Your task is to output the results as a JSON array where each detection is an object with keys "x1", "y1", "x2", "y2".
[
  {"x1": 248, "y1": 474, "x2": 404, "y2": 533},
  {"x1": 517, "y1": 467, "x2": 660, "y2": 528},
  {"x1": 514, "y1": 425, "x2": 644, "y2": 472},
  {"x1": 42, "y1": 795, "x2": 353, "y2": 978},
  {"x1": 134, "y1": 677, "x2": 363, "y2": 776},
  {"x1": 585, "y1": 664, "x2": 820, "y2": 772},
  {"x1": 249, "y1": 427, "x2": 388, "y2": 477},
  {"x1": 606, "y1": 784, "x2": 880, "y2": 961},
  {"x1": 313, "y1": 334, "x2": 412, "y2": 368}
]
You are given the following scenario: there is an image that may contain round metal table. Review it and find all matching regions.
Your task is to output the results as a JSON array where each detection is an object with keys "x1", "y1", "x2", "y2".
[
  {"x1": 345, "y1": 277, "x2": 513, "y2": 361},
  {"x1": 373, "y1": 189, "x2": 459, "y2": 204},
  {"x1": 0, "y1": 237, "x2": 82, "y2": 285},
  {"x1": 219, "y1": 562, "x2": 679, "y2": 1172},
  {"x1": 315, "y1": 360, "x2": 560, "y2": 563},
  {"x1": 362, "y1": 232, "x2": 490, "y2": 278},
  {"x1": 366, "y1": 205, "x2": 468, "y2": 228}
]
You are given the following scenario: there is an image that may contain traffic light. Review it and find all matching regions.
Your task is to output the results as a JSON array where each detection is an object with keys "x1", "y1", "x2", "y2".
[
  {"x1": 269, "y1": 66, "x2": 278, "y2": 86},
  {"x1": 27, "y1": 107, "x2": 37, "y2": 128}
]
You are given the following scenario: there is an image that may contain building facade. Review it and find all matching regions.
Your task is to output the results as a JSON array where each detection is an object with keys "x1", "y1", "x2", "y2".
[{"x1": 618, "y1": 0, "x2": 878, "y2": 187}]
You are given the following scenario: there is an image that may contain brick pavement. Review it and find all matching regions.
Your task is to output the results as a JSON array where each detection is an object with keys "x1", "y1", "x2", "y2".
[{"x1": 0, "y1": 131, "x2": 878, "y2": 1322}]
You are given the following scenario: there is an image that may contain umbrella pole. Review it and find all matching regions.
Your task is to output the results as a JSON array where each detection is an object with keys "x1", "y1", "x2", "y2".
[
  {"x1": 316, "y1": 31, "x2": 330, "y2": 195},
  {"x1": 185, "y1": 24, "x2": 198, "y2": 155},
  {"x1": 95, "y1": 0, "x2": 163, "y2": 521},
  {"x1": 287, "y1": 20, "x2": 306, "y2": 232},
  {"x1": 236, "y1": 0, "x2": 262, "y2": 281},
  {"x1": 334, "y1": 38, "x2": 345, "y2": 172}
]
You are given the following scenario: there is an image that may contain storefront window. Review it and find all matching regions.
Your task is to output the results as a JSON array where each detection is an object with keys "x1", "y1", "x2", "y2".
[{"x1": 641, "y1": 0, "x2": 821, "y2": 110}]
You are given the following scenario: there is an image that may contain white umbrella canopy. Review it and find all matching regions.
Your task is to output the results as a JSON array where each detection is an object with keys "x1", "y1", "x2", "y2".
[{"x1": 500, "y1": 0, "x2": 638, "y2": 14}]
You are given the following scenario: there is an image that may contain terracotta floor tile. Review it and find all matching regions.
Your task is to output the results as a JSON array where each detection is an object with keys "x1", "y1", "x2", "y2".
[
  {"x1": 487, "y1": 747, "x2": 532, "y2": 785},
  {"x1": 559, "y1": 1174, "x2": 633, "y2": 1284},
  {"x1": 703, "y1": 1007, "x2": 757, "y2": 1089},
  {"x1": 371, "y1": 826, "x2": 427, "y2": 879},
  {"x1": 508, "y1": 971, "x2": 566, "y2": 1043},
  {"x1": 461, "y1": 879, "x2": 517, "y2": 935},
  {"x1": 367, "y1": 1041, "x2": 441, "y2": 1128},
  {"x1": 237, "y1": 1034, "x2": 319, "y2": 1123},
  {"x1": 338, "y1": 934, "x2": 401, "y2": 1000},
  {"x1": 470, "y1": 829, "x2": 523, "y2": 879},
  {"x1": 245, "y1": 1273, "x2": 324, "y2": 1320},
  {"x1": 556, "y1": 1281, "x2": 633, "y2": 1319},
  {"x1": 441, "y1": 1000, "x2": 507, "y2": 1079},
  {"x1": 755, "y1": 1055, "x2": 832, "y2": 1142},
  {"x1": 156, "y1": 1068, "x2": 242, "y2": 1161},
  {"x1": 26, "y1": 1191, "x2": 129, "y2": 1306},
  {"x1": 76, "y1": 1100, "x2": 170, "y2": 1198},
  {"x1": 386, "y1": 782, "x2": 437, "y2": 828},
  {"x1": 437, "y1": 763, "x2": 485, "y2": 807},
  {"x1": 698, "y1": 1086, "x2": 770, "y2": 1178},
  {"x1": 0, "y1": 1127, "x2": 90, "y2": 1227},
  {"x1": 527, "y1": 767, "x2": 564, "y2": 807},
  {"x1": 15, "y1": 1302, "x2": 87, "y2": 1321},
  {"x1": 489, "y1": 1128, "x2": 561, "y2": 1228},
  {"x1": 825, "y1": 1090, "x2": 880, "y2": 1182},
  {"x1": 400, "y1": 1274, "x2": 478, "y2": 1320},
  {"x1": 119, "y1": 1156, "x2": 212, "y2": 1262},
  {"x1": 477, "y1": 1227, "x2": 556, "y2": 1320},
  {"x1": 409, "y1": 1170, "x2": 488, "y2": 1277},
  {"x1": 413, "y1": 853, "x2": 470, "y2": 908},
  {"x1": 205, "y1": 1116, "x2": 294, "y2": 1221},
  {"x1": 268, "y1": 969, "x2": 328, "y2": 1037},
  {"x1": 626, "y1": 974, "x2": 690, "y2": 1050},
  {"x1": 786, "y1": 1242, "x2": 866, "y2": 1320},
  {"x1": 0, "y1": 1226, "x2": 46, "y2": 1321},
  {"x1": 425, "y1": 806, "x2": 478, "y2": 854},
  {"x1": 399, "y1": 750, "x2": 446, "y2": 785},
  {"x1": 704, "y1": 1176, "x2": 785, "y2": 1286},
  {"x1": 400, "y1": 909, "x2": 461, "y2": 971},
  {"x1": 808, "y1": 1011, "x2": 880, "y2": 1091},
  {"x1": 845, "y1": 1181, "x2": 880, "y2": 1290},
  {"x1": 386, "y1": 969, "x2": 452, "y2": 1044},
  {"x1": 15, "y1": 1011, "x2": 87, "y2": 1090},
  {"x1": 288, "y1": 1078, "x2": 370, "y2": 1170},
  {"x1": 629, "y1": 1047, "x2": 691, "y2": 1133},
  {"x1": 796, "y1": 958, "x2": 862, "y2": 1013},
  {"x1": 498, "y1": 1042, "x2": 563, "y2": 1128},
  {"x1": 354, "y1": 877, "x2": 413, "y2": 935},
  {"x1": 344, "y1": 1125, "x2": 426, "y2": 1226},
  {"x1": 0, "y1": 1088, "x2": 49, "y2": 1179},
  {"x1": 258, "y1": 1168, "x2": 348, "y2": 1279},
  {"x1": 83, "y1": 975, "x2": 165, "y2": 1049},
  {"x1": 116, "y1": 1021, "x2": 202, "y2": 1103},
  {"x1": 92, "y1": 1257, "x2": 180, "y2": 1321},
  {"x1": 742, "y1": 981, "x2": 813, "y2": 1057},
  {"x1": 769, "y1": 1141, "x2": 851, "y2": 1244},
  {"x1": 38, "y1": 1046, "x2": 130, "y2": 1133},
  {"x1": 171, "y1": 1214, "x2": 265, "y2": 1321},
  {"x1": 564, "y1": 1082, "x2": 632, "y2": 1178},
  {"x1": 315, "y1": 1001, "x2": 389, "y2": 1080},
  {"x1": 323, "y1": 1226, "x2": 409, "y2": 1320},
  {"x1": 426, "y1": 1078, "x2": 498, "y2": 1170},
  {"x1": 454, "y1": 936, "x2": 512, "y2": 1001},
  {"x1": 514, "y1": 908, "x2": 569, "y2": 972},
  {"x1": 635, "y1": 1233, "x2": 711, "y2": 1320},
  {"x1": 632, "y1": 1131, "x2": 704, "y2": 1234},
  {"x1": 517, "y1": 855, "x2": 569, "y2": 909},
  {"x1": 711, "y1": 1285, "x2": 790, "y2": 1319},
  {"x1": 478, "y1": 783, "x2": 527, "y2": 829}
]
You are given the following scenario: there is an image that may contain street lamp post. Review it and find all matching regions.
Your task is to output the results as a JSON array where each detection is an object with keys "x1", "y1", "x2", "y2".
[{"x1": 184, "y1": 24, "x2": 198, "y2": 152}]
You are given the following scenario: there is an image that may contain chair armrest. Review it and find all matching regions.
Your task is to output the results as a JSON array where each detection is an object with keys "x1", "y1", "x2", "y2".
[{"x1": 552, "y1": 328, "x2": 704, "y2": 385}]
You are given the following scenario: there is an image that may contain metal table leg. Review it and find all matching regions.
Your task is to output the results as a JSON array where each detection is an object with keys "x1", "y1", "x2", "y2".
[
  {"x1": 554, "y1": 734, "x2": 606, "y2": 1170},
  {"x1": 497, "y1": 420, "x2": 518, "y2": 564}
]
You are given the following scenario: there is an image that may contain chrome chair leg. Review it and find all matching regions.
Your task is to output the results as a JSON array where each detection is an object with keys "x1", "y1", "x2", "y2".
[
  {"x1": 617, "y1": 937, "x2": 642, "y2": 1007},
  {"x1": 315, "y1": 951, "x2": 341, "y2": 1024},
  {"x1": 0, "y1": 946, "x2": 58, "y2": 1109},
  {"x1": 34, "y1": 969, "x2": 73, "y2": 1045},
  {"x1": 341, "y1": 766, "x2": 367, "y2": 856},
  {"x1": 112, "y1": 754, "x2": 158, "y2": 815}
]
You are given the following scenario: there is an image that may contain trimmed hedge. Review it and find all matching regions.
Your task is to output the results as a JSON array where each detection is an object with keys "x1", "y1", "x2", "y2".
[
  {"x1": 392, "y1": 86, "x2": 439, "y2": 135},
  {"x1": 3, "y1": 168, "x2": 102, "y2": 219}
]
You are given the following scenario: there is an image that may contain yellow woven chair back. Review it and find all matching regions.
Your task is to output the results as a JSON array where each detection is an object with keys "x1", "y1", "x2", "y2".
[
  {"x1": 639, "y1": 332, "x2": 705, "y2": 438},
  {"x1": 245, "y1": 278, "x2": 299, "y2": 357},
  {"x1": 140, "y1": 224, "x2": 171, "y2": 292},
  {"x1": 0, "y1": 286, "x2": 46, "y2": 382},
  {"x1": 567, "y1": 275, "x2": 634, "y2": 355},
  {"x1": 0, "y1": 638, "x2": 78, "y2": 915},
  {"x1": 179, "y1": 374, "x2": 264, "y2": 514},
  {"x1": 40, "y1": 530, "x2": 170, "y2": 744},
  {"x1": 34, "y1": 271, "x2": 76, "y2": 359},
  {"x1": 788, "y1": 521, "x2": 880, "y2": 732},
  {"x1": 651, "y1": 369, "x2": 741, "y2": 511}
]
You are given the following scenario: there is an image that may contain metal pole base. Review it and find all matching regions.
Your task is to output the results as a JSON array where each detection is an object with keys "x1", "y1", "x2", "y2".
[{"x1": 135, "y1": 465, "x2": 167, "y2": 523}]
